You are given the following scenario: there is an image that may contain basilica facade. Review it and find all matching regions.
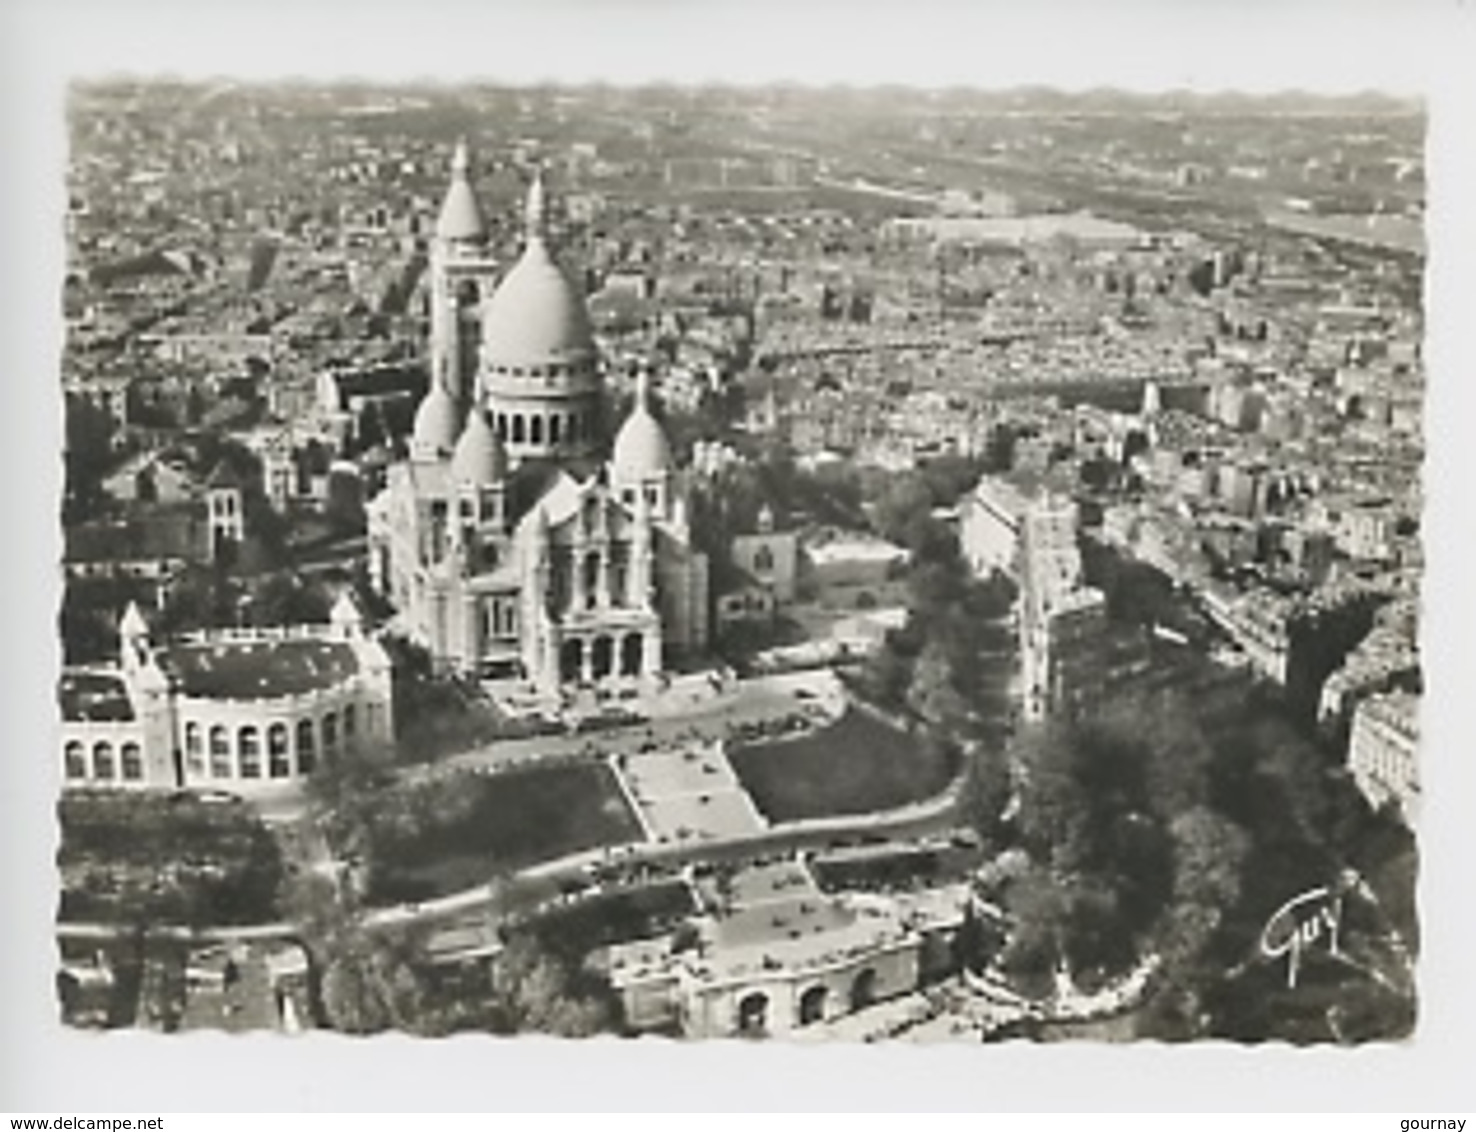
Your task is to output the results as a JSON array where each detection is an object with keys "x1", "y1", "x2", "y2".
[{"x1": 366, "y1": 146, "x2": 709, "y2": 701}]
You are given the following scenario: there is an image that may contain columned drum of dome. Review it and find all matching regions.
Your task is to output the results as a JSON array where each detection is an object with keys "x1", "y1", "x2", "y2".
[{"x1": 479, "y1": 170, "x2": 603, "y2": 463}]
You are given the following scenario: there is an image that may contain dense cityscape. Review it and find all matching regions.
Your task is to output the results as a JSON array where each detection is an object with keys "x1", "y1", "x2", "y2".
[{"x1": 56, "y1": 79, "x2": 1422, "y2": 1043}]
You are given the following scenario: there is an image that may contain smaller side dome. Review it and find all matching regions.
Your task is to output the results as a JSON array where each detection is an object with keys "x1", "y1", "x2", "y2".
[
  {"x1": 612, "y1": 369, "x2": 673, "y2": 480},
  {"x1": 410, "y1": 382, "x2": 460, "y2": 460},
  {"x1": 450, "y1": 406, "x2": 508, "y2": 485}
]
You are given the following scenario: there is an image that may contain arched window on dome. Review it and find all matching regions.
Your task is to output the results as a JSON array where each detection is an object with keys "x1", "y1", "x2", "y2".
[
  {"x1": 343, "y1": 704, "x2": 357, "y2": 746},
  {"x1": 549, "y1": 414, "x2": 562, "y2": 444},
  {"x1": 296, "y1": 719, "x2": 316, "y2": 776},
  {"x1": 121, "y1": 742, "x2": 143, "y2": 781},
  {"x1": 496, "y1": 413, "x2": 508, "y2": 441},
  {"x1": 65, "y1": 741, "x2": 86, "y2": 780},
  {"x1": 322, "y1": 713, "x2": 339, "y2": 761},
  {"x1": 568, "y1": 413, "x2": 580, "y2": 443},
  {"x1": 512, "y1": 415, "x2": 526, "y2": 444},
  {"x1": 92, "y1": 742, "x2": 115, "y2": 781},
  {"x1": 268, "y1": 724, "x2": 290, "y2": 778},
  {"x1": 530, "y1": 415, "x2": 543, "y2": 445},
  {"x1": 238, "y1": 727, "x2": 261, "y2": 779},
  {"x1": 209, "y1": 726, "x2": 231, "y2": 778}
]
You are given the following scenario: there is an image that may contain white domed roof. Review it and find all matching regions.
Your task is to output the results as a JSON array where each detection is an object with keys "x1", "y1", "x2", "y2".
[
  {"x1": 450, "y1": 406, "x2": 507, "y2": 485},
  {"x1": 410, "y1": 382, "x2": 459, "y2": 459},
  {"x1": 435, "y1": 141, "x2": 486, "y2": 243},
  {"x1": 480, "y1": 171, "x2": 595, "y2": 368},
  {"x1": 481, "y1": 242, "x2": 594, "y2": 366},
  {"x1": 612, "y1": 371, "x2": 673, "y2": 479}
]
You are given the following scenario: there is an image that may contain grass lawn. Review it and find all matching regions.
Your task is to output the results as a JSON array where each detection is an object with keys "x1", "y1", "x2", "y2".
[
  {"x1": 729, "y1": 706, "x2": 959, "y2": 823},
  {"x1": 367, "y1": 763, "x2": 642, "y2": 905}
]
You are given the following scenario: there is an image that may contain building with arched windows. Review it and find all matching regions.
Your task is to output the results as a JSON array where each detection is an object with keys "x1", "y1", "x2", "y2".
[
  {"x1": 366, "y1": 151, "x2": 709, "y2": 701},
  {"x1": 604, "y1": 862, "x2": 966, "y2": 1038},
  {"x1": 59, "y1": 595, "x2": 394, "y2": 794}
]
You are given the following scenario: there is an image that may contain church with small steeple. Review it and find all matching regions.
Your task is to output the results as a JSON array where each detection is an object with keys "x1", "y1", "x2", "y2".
[{"x1": 367, "y1": 146, "x2": 709, "y2": 702}]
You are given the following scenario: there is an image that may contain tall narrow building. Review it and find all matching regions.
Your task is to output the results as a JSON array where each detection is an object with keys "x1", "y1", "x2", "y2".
[{"x1": 428, "y1": 140, "x2": 499, "y2": 413}]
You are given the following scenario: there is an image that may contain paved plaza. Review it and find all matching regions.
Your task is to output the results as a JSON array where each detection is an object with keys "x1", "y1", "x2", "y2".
[{"x1": 613, "y1": 740, "x2": 767, "y2": 845}]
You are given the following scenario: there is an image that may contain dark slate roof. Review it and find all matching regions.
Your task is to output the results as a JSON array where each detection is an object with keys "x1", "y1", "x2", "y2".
[
  {"x1": 327, "y1": 363, "x2": 428, "y2": 401},
  {"x1": 59, "y1": 671, "x2": 135, "y2": 723},
  {"x1": 159, "y1": 638, "x2": 360, "y2": 700}
]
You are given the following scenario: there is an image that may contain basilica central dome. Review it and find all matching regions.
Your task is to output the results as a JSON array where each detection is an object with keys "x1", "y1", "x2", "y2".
[
  {"x1": 480, "y1": 171, "x2": 597, "y2": 374},
  {"x1": 480, "y1": 237, "x2": 596, "y2": 370},
  {"x1": 478, "y1": 169, "x2": 604, "y2": 463}
]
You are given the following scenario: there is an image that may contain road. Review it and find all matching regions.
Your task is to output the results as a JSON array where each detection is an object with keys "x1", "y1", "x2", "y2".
[{"x1": 62, "y1": 668, "x2": 971, "y2": 949}]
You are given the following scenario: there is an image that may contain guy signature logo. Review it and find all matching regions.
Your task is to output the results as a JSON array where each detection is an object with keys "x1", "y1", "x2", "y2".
[{"x1": 1259, "y1": 871, "x2": 1360, "y2": 989}]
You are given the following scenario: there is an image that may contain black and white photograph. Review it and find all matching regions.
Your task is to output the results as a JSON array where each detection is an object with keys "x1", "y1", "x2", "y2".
[{"x1": 5, "y1": 0, "x2": 1476, "y2": 1115}]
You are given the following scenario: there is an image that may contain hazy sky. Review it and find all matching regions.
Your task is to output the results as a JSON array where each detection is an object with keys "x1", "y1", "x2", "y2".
[{"x1": 3, "y1": 0, "x2": 1457, "y2": 95}]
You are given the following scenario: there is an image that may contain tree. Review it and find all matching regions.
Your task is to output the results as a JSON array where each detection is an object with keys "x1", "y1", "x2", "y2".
[
  {"x1": 873, "y1": 474, "x2": 936, "y2": 550},
  {"x1": 321, "y1": 952, "x2": 393, "y2": 1035},
  {"x1": 958, "y1": 742, "x2": 1013, "y2": 844},
  {"x1": 249, "y1": 571, "x2": 331, "y2": 627},
  {"x1": 156, "y1": 562, "x2": 237, "y2": 635},
  {"x1": 963, "y1": 570, "x2": 1017, "y2": 622},
  {"x1": 908, "y1": 559, "x2": 968, "y2": 619},
  {"x1": 917, "y1": 454, "x2": 985, "y2": 508},
  {"x1": 1011, "y1": 719, "x2": 1094, "y2": 872},
  {"x1": 1081, "y1": 687, "x2": 1214, "y2": 823},
  {"x1": 302, "y1": 738, "x2": 399, "y2": 878},
  {"x1": 906, "y1": 638, "x2": 971, "y2": 733},
  {"x1": 1169, "y1": 807, "x2": 1251, "y2": 916},
  {"x1": 856, "y1": 638, "x2": 912, "y2": 709},
  {"x1": 278, "y1": 861, "x2": 351, "y2": 937},
  {"x1": 317, "y1": 928, "x2": 433, "y2": 1036},
  {"x1": 952, "y1": 900, "x2": 1004, "y2": 974},
  {"x1": 59, "y1": 587, "x2": 119, "y2": 665},
  {"x1": 997, "y1": 862, "x2": 1072, "y2": 997},
  {"x1": 492, "y1": 931, "x2": 621, "y2": 1038}
]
